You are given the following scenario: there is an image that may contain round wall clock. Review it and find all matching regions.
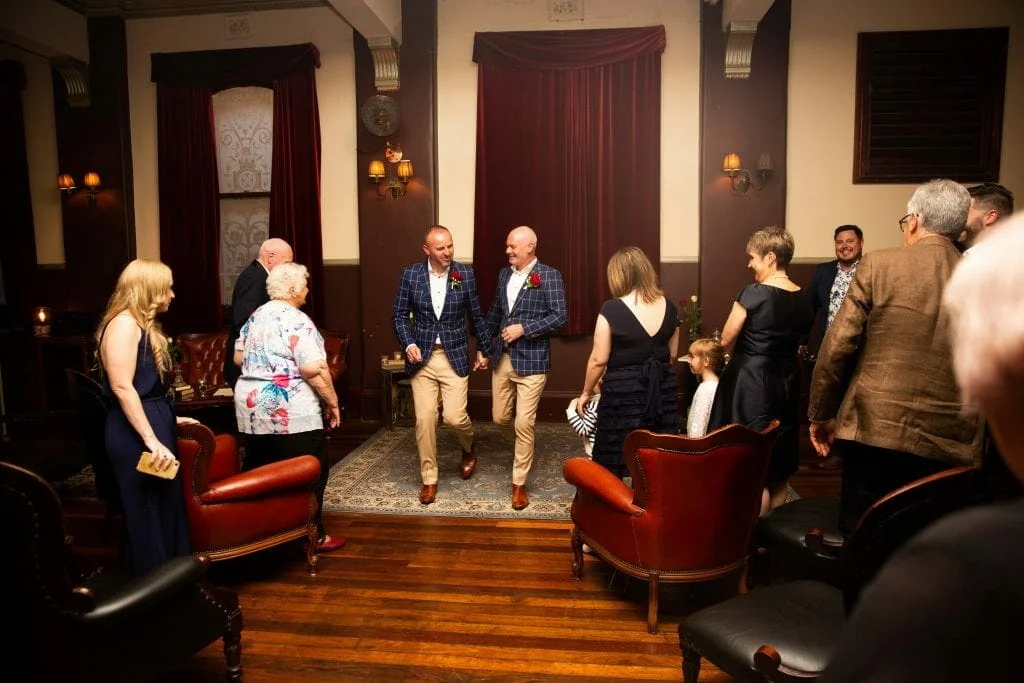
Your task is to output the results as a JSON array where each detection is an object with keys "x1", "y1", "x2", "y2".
[{"x1": 360, "y1": 94, "x2": 402, "y2": 137}]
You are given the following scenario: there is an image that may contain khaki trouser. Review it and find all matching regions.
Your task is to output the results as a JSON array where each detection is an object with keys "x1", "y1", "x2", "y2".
[
  {"x1": 492, "y1": 353, "x2": 547, "y2": 486},
  {"x1": 410, "y1": 349, "x2": 474, "y2": 485}
]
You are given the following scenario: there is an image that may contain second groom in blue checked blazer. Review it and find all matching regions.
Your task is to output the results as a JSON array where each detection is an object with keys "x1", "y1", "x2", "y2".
[
  {"x1": 480, "y1": 225, "x2": 567, "y2": 511},
  {"x1": 391, "y1": 226, "x2": 494, "y2": 506}
]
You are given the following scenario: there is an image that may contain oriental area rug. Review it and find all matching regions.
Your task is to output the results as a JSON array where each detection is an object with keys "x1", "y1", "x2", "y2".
[{"x1": 322, "y1": 423, "x2": 586, "y2": 520}]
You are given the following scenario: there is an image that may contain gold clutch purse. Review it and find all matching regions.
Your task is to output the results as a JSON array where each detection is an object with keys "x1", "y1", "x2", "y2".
[{"x1": 136, "y1": 452, "x2": 180, "y2": 480}]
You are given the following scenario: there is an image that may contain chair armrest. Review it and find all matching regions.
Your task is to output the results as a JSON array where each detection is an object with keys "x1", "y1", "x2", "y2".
[
  {"x1": 563, "y1": 457, "x2": 643, "y2": 516},
  {"x1": 754, "y1": 644, "x2": 825, "y2": 682},
  {"x1": 805, "y1": 528, "x2": 843, "y2": 558},
  {"x1": 200, "y1": 455, "x2": 320, "y2": 504},
  {"x1": 77, "y1": 555, "x2": 208, "y2": 625}
]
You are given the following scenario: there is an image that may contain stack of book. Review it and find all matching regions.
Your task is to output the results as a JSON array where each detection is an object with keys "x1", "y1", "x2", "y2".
[
  {"x1": 382, "y1": 356, "x2": 406, "y2": 371},
  {"x1": 174, "y1": 384, "x2": 195, "y2": 401}
]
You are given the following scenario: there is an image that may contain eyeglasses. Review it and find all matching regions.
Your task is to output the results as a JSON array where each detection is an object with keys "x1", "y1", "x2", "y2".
[{"x1": 898, "y1": 213, "x2": 913, "y2": 232}]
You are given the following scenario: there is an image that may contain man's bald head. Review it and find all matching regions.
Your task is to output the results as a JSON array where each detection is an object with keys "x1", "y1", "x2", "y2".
[
  {"x1": 258, "y1": 238, "x2": 293, "y2": 270},
  {"x1": 505, "y1": 225, "x2": 537, "y2": 270}
]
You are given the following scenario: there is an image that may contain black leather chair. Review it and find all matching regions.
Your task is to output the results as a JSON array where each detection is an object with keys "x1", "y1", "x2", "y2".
[
  {"x1": 678, "y1": 466, "x2": 978, "y2": 682},
  {"x1": 753, "y1": 496, "x2": 843, "y2": 586},
  {"x1": 0, "y1": 460, "x2": 243, "y2": 682}
]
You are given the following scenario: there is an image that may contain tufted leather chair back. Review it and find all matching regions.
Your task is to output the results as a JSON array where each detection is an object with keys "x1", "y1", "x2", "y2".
[{"x1": 178, "y1": 333, "x2": 228, "y2": 388}]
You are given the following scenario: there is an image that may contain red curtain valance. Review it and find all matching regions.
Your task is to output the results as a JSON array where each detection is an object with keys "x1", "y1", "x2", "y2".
[
  {"x1": 151, "y1": 43, "x2": 320, "y2": 89},
  {"x1": 473, "y1": 26, "x2": 665, "y2": 70}
]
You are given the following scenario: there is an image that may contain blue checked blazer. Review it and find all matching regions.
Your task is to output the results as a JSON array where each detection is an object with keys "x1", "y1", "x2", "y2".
[
  {"x1": 483, "y1": 261, "x2": 567, "y2": 376},
  {"x1": 391, "y1": 261, "x2": 493, "y2": 377}
]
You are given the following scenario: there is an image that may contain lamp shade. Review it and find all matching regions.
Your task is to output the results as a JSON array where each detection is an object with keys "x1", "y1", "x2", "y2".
[
  {"x1": 368, "y1": 159, "x2": 386, "y2": 180},
  {"x1": 58, "y1": 174, "x2": 76, "y2": 191},
  {"x1": 396, "y1": 159, "x2": 414, "y2": 180},
  {"x1": 757, "y1": 152, "x2": 773, "y2": 171},
  {"x1": 83, "y1": 171, "x2": 101, "y2": 188},
  {"x1": 722, "y1": 153, "x2": 742, "y2": 174}
]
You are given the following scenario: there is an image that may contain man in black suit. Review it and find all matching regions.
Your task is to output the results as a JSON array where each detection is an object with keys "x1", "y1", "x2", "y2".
[
  {"x1": 223, "y1": 238, "x2": 293, "y2": 387},
  {"x1": 801, "y1": 225, "x2": 862, "y2": 469}
]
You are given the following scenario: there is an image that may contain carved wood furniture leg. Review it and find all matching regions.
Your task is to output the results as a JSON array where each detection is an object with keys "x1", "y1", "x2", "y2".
[
  {"x1": 570, "y1": 527, "x2": 584, "y2": 579},
  {"x1": 647, "y1": 574, "x2": 660, "y2": 634},
  {"x1": 681, "y1": 647, "x2": 702, "y2": 683}
]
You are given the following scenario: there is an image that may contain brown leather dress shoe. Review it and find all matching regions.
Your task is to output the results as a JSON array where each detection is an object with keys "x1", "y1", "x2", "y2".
[
  {"x1": 511, "y1": 484, "x2": 529, "y2": 510},
  {"x1": 419, "y1": 484, "x2": 437, "y2": 505},
  {"x1": 460, "y1": 441, "x2": 478, "y2": 480}
]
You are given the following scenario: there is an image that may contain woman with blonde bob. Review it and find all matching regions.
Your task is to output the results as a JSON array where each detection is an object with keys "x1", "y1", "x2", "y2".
[
  {"x1": 577, "y1": 247, "x2": 680, "y2": 478},
  {"x1": 97, "y1": 259, "x2": 192, "y2": 574}
]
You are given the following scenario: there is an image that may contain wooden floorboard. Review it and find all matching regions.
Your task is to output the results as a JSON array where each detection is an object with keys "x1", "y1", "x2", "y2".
[{"x1": 49, "y1": 420, "x2": 839, "y2": 682}]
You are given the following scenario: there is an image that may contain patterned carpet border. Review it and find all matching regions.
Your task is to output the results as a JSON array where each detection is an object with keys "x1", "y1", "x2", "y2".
[{"x1": 323, "y1": 423, "x2": 584, "y2": 519}]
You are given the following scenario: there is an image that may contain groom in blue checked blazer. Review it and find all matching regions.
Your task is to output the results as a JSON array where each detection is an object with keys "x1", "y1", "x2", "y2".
[
  {"x1": 479, "y1": 225, "x2": 567, "y2": 510},
  {"x1": 392, "y1": 226, "x2": 494, "y2": 506}
]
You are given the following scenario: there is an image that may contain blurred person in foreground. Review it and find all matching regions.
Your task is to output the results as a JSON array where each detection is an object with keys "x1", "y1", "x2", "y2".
[
  {"x1": 819, "y1": 209, "x2": 1024, "y2": 683},
  {"x1": 234, "y1": 262, "x2": 343, "y2": 552},
  {"x1": 97, "y1": 259, "x2": 194, "y2": 573}
]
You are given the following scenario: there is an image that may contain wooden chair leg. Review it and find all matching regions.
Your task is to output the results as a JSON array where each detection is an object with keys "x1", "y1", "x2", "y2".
[
  {"x1": 570, "y1": 527, "x2": 584, "y2": 579},
  {"x1": 305, "y1": 523, "x2": 319, "y2": 577},
  {"x1": 223, "y1": 607, "x2": 243, "y2": 682},
  {"x1": 681, "y1": 645, "x2": 702, "y2": 683},
  {"x1": 647, "y1": 574, "x2": 660, "y2": 634},
  {"x1": 737, "y1": 561, "x2": 750, "y2": 595}
]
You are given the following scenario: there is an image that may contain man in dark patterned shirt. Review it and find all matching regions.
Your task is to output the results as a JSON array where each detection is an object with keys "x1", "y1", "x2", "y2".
[
  {"x1": 803, "y1": 225, "x2": 863, "y2": 469},
  {"x1": 480, "y1": 226, "x2": 567, "y2": 510}
]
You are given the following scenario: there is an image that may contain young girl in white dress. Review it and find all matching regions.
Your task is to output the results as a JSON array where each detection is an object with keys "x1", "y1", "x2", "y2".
[{"x1": 683, "y1": 338, "x2": 725, "y2": 437}]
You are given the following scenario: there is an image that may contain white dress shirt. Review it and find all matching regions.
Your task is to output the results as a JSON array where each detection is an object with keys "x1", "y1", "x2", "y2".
[
  {"x1": 506, "y1": 258, "x2": 537, "y2": 312},
  {"x1": 428, "y1": 261, "x2": 449, "y2": 344}
]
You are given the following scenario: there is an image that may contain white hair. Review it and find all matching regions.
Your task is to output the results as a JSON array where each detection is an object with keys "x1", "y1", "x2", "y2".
[
  {"x1": 907, "y1": 178, "x2": 970, "y2": 238},
  {"x1": 266, "y1": 262, "x2": 309, "y2": 300},
  {"x1": 943, "y1": 212, "x2": 1024, "y2": 407}
]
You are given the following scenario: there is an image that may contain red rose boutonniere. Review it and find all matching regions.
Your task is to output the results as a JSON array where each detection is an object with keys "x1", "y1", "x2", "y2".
[
  {"x1": 449, "y1": 269, "x2": 463, "y2": 289},
  {"x1": 523, "y1": 271, "x2": 542, "y2": 290}
]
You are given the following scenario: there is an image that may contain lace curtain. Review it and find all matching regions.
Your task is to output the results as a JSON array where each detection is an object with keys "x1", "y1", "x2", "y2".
[{"x1": 211, "y1": 86, "x2": 273, "y2": 305}]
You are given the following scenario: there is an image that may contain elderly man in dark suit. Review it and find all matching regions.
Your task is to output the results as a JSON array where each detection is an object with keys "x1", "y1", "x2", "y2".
[
  {"x1": 808, "y1": 179, "x2": 984, "y2": 535},
  {"x1": 480, "y1": 225, "x2": 567, "y2": 510},
  {"x1": 224, "y1": 238, "x2": 292, "y2": 387},
  {"x1": 391, "y1": 225, "x2": 493, "y2": 506}
]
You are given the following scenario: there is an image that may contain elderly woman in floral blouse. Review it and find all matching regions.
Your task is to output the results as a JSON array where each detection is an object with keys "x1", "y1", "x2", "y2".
[{"x1": 233, "y1": 261, "x2": 344, "y2": 552}]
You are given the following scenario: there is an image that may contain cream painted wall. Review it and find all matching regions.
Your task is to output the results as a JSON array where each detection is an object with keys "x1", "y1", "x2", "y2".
[
  {"x1": 0, "y1": 45, "x2": 65, "y2": 265},
  {"x1": 436, "y1": 0, "x2": 702, "y2": 263},
  {"x1": 125, "y1": 8, "x2": 359, "y2": 262},
  {"x1": 788, "y1": 0, "x2": 1024, "y2": 259}
]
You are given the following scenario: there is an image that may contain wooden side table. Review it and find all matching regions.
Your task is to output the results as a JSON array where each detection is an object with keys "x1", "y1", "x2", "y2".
[{"x1": 380, "y1": 366, "x2": 411, "y2": 430}]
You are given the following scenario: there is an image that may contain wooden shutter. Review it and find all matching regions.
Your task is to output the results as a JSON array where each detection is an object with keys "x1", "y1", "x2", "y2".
[{"x1": 853, "y1": 27, "x2": 1008, "y2": 184}]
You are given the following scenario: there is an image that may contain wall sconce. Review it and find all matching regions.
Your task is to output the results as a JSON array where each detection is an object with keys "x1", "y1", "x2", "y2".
[
  {"x1": 83, "y1": 171, "x2": 101, "y2": 205},
  {"x1": 368, "y1": 141, "x2": 414, "y2": 199},
  {"x1": 33, "y1": 306, "x2": 52, "y2": 337},
  {"x1": 57, "y1": 171, "x2": 102, "y2": 205},
  {"x1": 722, "y1": 152, "x2": 772, "y2": 193}
]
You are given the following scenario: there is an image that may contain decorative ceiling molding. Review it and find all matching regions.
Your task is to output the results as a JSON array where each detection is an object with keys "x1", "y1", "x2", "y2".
[
  {"x1": 53, "y1": 0, "x2": 327, "y2": 19},
  {"x1": 51, "y1": 58, "x2": 90, "y2": 107},
  {"x1": 724, "y1": 20, "x2": 758, "y2": 79},
  {"x1": 367, "y1": 35, "x2": 399, "y2": 93}
]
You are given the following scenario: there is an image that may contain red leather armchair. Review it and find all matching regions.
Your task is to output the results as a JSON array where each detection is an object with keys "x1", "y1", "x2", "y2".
[
  {"x1": 176, "y1": 422, "x2": 321, "y2": 575},
  {"x1": 563, "y1": 421, "x2": 779, "y2": 633},
  {"x1": 178, "y1": 332, "x2": 229, "y2": 388}
]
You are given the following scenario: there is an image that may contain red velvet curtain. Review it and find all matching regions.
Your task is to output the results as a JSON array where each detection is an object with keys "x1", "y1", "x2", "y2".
[
  {"x1": 151, "y1": 44, "x2": 323, "y2": 331},
  {"x1": 270, "y1": 64, "x2": 324, "y2": 323},
  {"x1": 472, "y1": 27, "x2": 665, "y2": 334},
  {"x1": 156, "y1": 83, "x2": 221, "y2": 334}
]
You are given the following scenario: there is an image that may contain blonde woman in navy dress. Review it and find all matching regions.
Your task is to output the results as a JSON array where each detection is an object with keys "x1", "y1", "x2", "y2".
[{"x1": 97, "y1": 259, "x2": 192, "y2": 574}]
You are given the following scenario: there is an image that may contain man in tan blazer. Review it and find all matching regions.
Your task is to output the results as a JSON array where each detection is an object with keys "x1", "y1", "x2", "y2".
[{"x1": 808, "y1": 178, "x2": 984, "y2": 535}]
